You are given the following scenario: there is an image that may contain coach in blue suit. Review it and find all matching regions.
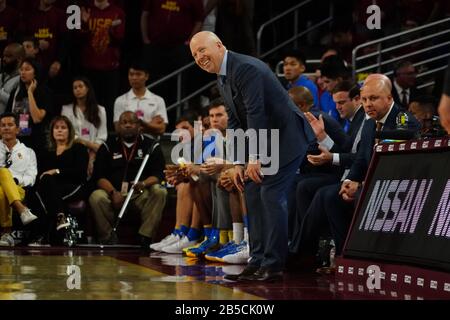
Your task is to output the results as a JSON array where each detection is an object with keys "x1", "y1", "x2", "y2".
[{"x1": 190, "y1": 32, "x2": 315, "y2": 281}]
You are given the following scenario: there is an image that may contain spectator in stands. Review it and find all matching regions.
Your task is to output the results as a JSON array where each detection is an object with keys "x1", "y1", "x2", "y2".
[
  {"x1": 22, "y1": 37, "x2": 42, "y2": 66},
  {"x1": 314, "y1": 48, "x2": 339, "y2": 94},
  {"x1": 202, "y1": 0, "x2": 218, "y2": 32},
  {"x1": 23, "y1": 0, "x2": 66, "y2": 80},
  {"x1": 438, "y1": 60, "x2": 450, "y2": 133},
  {"x1": 329, "y1": 23, "x2": 359, "y2": 64},
  {"x1": 6, "y1": 57, "x2": 53, "y2": 157},
  {"x1": 35, "y1": 116, "x2": 89, "y2": 245},
  {"x1": 0, "y1": 113, "x2": 38, "y2": 247},
  {"x1": 398, "y1": 0, "x2": 443, "y2": 26},
  {"x1": 0, "y1": 43, "x2": 24, "y2": 114},
  {"x1": 392, "y1": 61, "x2": 422, "y2": 110},
  {"x1": 319, "y1": 55, "x2": 350, "y2": 124},
  {"x1": 140, "y1": 0, "x2": 203, "y2": 82},
  {"x1": 79, "y1": 0, "x2": 126, "y2": 130},
  {"x1": 113, "y1": 62, "x2": 168, "y2": 137},
  {"x1": 282, "y1": 49, "x2": 319, "y2": 108},
  {"x1": 201, "y1": 110, "x2": 211, "y2": 130},
  {"x1": 89, "y1": 111, "x2": 167, "y2": 247},
  {"x1": 0, "y1": 0, "x2": 20, "y2": 54},
  {"x1": 61, "y1": 76, "x2": 107, "y2": 177}
]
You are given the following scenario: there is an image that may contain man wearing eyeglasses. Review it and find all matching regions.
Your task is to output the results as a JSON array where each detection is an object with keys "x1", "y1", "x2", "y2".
[{"x1": 0, "y1": 112, "x2": 38, "y2": 246}]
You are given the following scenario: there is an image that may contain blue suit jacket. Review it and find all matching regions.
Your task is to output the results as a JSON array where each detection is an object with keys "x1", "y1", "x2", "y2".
[
  {"x1": 218, "y1": 51, "x2": 316, "y2": 168},
  {"x1": 347, "y1": 103, "x2": 420, "y2": 182}
]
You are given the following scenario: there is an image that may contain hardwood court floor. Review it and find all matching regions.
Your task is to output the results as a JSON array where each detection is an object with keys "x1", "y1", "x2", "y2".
[{"x1": 0, "y1": 248, "x2": 448, "y2": 300}]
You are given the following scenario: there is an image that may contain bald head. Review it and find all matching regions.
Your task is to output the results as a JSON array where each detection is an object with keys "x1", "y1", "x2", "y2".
[
  {"x1": 288, "y1": 86, "x2": 314, "y2": 112},
  {"x1": 362, "y1": 78, "x2": 392, "y2": 96},
  {"x1": 364, "y1": 73, "x2": 392, "y2": 91},
  {"x1": 191, "y1": 31, "x2": 222, "y2": 45},
  {"x1": 190, "y1": 31, "x2": 226, "y2": 74},
  {"x1": 3, "y1": 43, "x2": 25, "y2": 70}
]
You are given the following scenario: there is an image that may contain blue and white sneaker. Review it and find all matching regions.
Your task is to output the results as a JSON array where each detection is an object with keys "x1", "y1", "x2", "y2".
[
  {"x1": 185, "y1": 234, "x2": 220, "y2": 257},
  {"x1": 205, "y1": 241, "x2": 238, "y2": 262},
  {"x1": 221, "y1": 241, "x2": 249, "y2": 264}
]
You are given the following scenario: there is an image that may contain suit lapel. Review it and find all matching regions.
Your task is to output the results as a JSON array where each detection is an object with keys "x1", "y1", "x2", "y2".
[
  {"x1": 221, "y1": 52, "x2": 241, "y2": 127},
  {"x1": 384, "y1": 103, "x2": 400, "y2": 129},
  {"x1": 348, "y1": 107, "x2": 365, "y2": 137}
]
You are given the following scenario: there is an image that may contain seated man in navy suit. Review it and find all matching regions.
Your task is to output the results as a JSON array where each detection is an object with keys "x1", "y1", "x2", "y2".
[
  {"x1": 190, "y1": 31, "x2": 316, "y2": 282},
  {"x1": 292, "y1": 75, "x2": 420, "y2": 268},
  {"x1": 289, "y1": 81, "x2": 365, "y2": 254},
  {"x1": 286, "y1": 85, "x2": 351, "y2": 241}
]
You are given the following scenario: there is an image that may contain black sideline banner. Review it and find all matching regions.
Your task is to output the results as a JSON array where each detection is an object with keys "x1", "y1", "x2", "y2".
[{"x1": 345, "y1": 140, "x2": 450, "y2": 272}]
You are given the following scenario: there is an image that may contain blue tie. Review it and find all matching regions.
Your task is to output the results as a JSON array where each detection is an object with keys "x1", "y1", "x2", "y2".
[{"x1": 343, "y1": 120, "x2": 350, "y2": 133}]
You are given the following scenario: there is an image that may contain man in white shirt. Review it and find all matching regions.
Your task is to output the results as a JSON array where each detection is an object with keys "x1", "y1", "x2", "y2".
[
  {"x1": 0, "y1": 112, "x2": 38, "y2": 246},
  {"x1": 114, "y1": 62, "x2": 168, "y2": 137}
]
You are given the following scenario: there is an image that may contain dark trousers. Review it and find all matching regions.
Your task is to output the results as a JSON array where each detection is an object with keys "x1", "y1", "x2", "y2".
[
  {"x1": 324, "y1": 183, "x2": 356, "y2": 255},
  {"x1": 290, "y1": 183, "x2": 354, "y2": 257},
  {"x1": 36, "y1": 175, "x2": 85, "y2": 236},
  {"x1": 289, "y1": 173, "x2": 340, "y2": 253},
  {"x1": 245, "y1": 155, "x2": 301, "y2": 271},
  {"x1": 287, "y1": 171, "x2": 301, "y2": 241}
]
